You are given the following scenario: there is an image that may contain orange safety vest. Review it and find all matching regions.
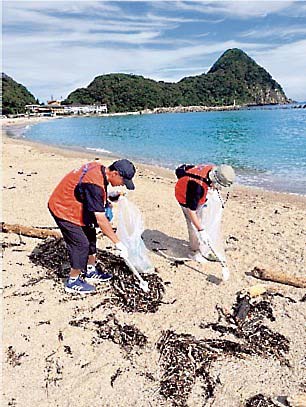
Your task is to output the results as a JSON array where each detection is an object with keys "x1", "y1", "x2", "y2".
[
  {"x1": 48, "y1": 162, "x2": 107, "y2": 226},
  {"x1": 175, "y1": 164, "x2": 213, "y2": 207}
]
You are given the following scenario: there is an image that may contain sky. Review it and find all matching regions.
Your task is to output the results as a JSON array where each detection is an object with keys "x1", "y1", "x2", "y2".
[{"x1": 2, "y1": 0, "x2": 306, "y2": 103}]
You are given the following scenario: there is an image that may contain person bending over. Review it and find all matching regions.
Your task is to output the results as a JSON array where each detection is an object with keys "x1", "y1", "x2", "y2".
[
  {"x1": 175, "y1": 163, "x2": 235, "y2": 263},
  {"x1": 48, "y1": 159, "x2": 135, "y2": 294}
]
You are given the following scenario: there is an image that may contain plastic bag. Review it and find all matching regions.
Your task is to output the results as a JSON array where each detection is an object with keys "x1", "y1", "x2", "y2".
[
  {"x1": 116, "y1": 196, "x2": 154, "y2": 274},
  {"x1": 199, "y1": 189, "x2": 226, "y2": 263}
]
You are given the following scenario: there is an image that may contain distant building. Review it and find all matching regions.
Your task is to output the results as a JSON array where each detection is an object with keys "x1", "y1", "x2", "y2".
[
  {"x1": 66, "y1": 103, "x2": 108, "y2": 115},
  {"x1": 25, "y1": 102, "x2": 108, "y2": 116}
]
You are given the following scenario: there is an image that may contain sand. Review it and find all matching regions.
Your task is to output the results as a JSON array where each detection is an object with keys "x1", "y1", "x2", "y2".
[{"x1": 1, "y1": 118, "x2": 306, "y2": 406}]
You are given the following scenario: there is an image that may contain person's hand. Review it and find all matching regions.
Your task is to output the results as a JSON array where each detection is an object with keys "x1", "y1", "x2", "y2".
[
  {"x1": 198, "y1": 230, "x2": 211, "y2": 246},
  {"x1": 115, "y1": 242, "x2": 129, "y2": 260}
]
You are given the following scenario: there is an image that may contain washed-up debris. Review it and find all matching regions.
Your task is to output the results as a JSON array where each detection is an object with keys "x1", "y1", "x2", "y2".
[
  {"x1": 92, "y1": 314, "x2": 148, "y2": 352},
  {"x1": 29, "y1": 238, "x2": 69, "y2": 280},
  {"x1": 202, "y1": 292, "x2": 290, "y2": 365},
  {"x1": 251, "y1": 266, "x2": 306, "y2": 289},
  {"x1": 6, "y1": 346, "x2": 28, "y2": 367},
  {"x1": 2, "y1": 222, "x2": 61, "y2": 239},
  {"x1": 287, "y1": 393, "x2": 306, "y2": 407},
  {"x1": 245, "y1": 394, "x2": 278, "y2": 406},
  {"x1": 70, "y1": 314, "x2": 147, "y2": 353},
  {"x1": 110, "y1": 368, "x2": 123, "y2": 387},
  {"x1": 96, "y1": 250, "x2": 164, "y2": 313},
  {"x1": 44, "y1": 350, "x2": 63, "y2": 391},
  {"x1": 29, "y1": 238, "x2": 165, "y2": 313},
  {"x1": 157, "y1": 330, "x2": 253, "y2": 406}
]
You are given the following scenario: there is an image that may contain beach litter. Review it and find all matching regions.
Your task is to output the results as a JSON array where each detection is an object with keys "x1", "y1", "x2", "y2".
[
  {"x1": 201, "y1": 292, "x2": 290, "y2": 365},
  {"x1": 29, "y1": 238, "x2": 165, "y2": 313},
  {"x1": 70, "y1": 314, "x2": 147, "y2": 353}
]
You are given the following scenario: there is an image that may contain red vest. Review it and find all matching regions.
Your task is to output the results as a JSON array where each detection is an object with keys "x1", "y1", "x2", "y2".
[
  {"x1": 175, "y1": 164, "x2": 213, "y2": 206},
  {"x1": 48, "y1": 162, "x2": 106, "y2": 226}
]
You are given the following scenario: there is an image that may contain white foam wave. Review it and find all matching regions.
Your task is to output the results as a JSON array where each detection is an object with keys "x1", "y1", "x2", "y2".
[{"x1": 86, "y1": 147, "x2": 112, "y2": 154}]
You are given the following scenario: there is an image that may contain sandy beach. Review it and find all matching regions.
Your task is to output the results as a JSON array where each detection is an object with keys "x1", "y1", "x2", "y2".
[{"x1": 1, "y1": 118, "x2": 306, "y2": 407}]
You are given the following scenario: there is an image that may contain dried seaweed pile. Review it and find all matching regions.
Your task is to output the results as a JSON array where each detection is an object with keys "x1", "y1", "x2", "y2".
[
  {"x1": 29, "y1": 238, "x2": 69, "y2": 279},
  {"x1": 70, "y1": 314, "x2": 147, "y2": 353},
  {"x1": 96, "y1": 250, "x2": 165, "y2": 313},
  {"x1": 245, "y1": 394, "x2": 278, "y2": 407},
  {"x1": 92, "y1": 314, "x2": 148, "y2": 352},
  {"x1": 202, "y1": 292, "x2": 290, "y2": 365},
  {"x1": 29, "y1": 238, "x2": 165, "y2": 313},
  {"x1": 157, "y1": 330, "x2": 253, "y2": 406},
  {"x1": 6, "y1": 346, "x2": 28, "y2": 367}
]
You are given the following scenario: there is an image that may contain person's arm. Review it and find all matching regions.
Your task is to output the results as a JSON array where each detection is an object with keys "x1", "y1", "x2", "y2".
[
  {"x1": 94, "y1": 212, "x2": 119, "y2": 244},
  {"x1": 185, "y1": 181, "x2": 205, "y2": 230},
  {"x1": 82, "y1": 184, "x2": 128, "y2": 257},
  {"x1": 187, "y1": 208, "x2": 202, "y2": 231}
]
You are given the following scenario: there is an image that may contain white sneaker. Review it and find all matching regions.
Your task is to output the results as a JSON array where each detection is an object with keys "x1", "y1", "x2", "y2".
[{"x1": 190, "y1": 251, "x2": 207, "y2": 264}]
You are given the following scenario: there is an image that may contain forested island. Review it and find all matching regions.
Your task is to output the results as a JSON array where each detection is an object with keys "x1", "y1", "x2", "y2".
[{"x1": 2, "y1": 49, "x2": 290, "y2": 115}]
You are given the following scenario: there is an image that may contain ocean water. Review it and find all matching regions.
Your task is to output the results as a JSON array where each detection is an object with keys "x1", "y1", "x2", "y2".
[{"x1": 22, "y1": 107, "x2": 306, "y2": 194}]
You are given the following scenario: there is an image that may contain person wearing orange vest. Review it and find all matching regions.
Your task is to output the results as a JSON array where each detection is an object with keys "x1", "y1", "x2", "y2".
[
  {"x1": 175, "y1": 163, "x2": 235, "y2": 263},
  {"x1": 48, "y1": 159, "x2": 136, "y2": 294}
]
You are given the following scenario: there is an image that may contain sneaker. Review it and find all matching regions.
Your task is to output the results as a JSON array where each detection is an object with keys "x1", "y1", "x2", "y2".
[
  {"x1": 85, "y1": 268, "x2": 113, "y2": 283},
  {"x1": 65, "y1": 276, "x2": 96, "y2": 294},
  {"x1": 189, "y1": 251, "x2": 207, "y2": 264}
]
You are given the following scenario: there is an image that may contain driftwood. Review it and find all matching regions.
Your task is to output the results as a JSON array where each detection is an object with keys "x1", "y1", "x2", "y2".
[
  {"x1": 251, "y1": 267, "x2": 306, "y2": 289},
  {"x1": 1, "y1": 222, "x2": 61, "y2": 239}
]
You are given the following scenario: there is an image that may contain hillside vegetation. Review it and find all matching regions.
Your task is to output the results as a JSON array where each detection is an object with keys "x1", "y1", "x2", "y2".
[
  {"x1": 2, "y1": 73, "x2": 37, "y2": 115},
  {"x1": 63, "y1": 49, "x2": 289, "y2": 112}
]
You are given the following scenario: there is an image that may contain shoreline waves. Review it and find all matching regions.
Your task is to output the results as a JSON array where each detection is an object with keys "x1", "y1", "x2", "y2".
[{"x1": 2, "y1": 115, "x2": 306, "y2": 197}]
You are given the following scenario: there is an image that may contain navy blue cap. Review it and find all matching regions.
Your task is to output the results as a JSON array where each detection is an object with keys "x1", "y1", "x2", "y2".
[{"x1": 112, "y1": 159, "x2": 136, "y2": 190}]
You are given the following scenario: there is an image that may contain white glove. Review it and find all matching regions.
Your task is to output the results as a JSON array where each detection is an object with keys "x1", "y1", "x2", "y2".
[
  {"x1": 115, "y1": 242, "x2": 129, "y2": 260},
  {"x1": 222, "y1": 266, "x2": 230, "y2": 282},
  {"x1": 198, "y1": 230, "x2": 211, "y2": 246}
]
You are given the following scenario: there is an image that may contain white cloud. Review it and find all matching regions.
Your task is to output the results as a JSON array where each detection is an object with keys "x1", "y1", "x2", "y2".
[
  {"x1": 2, "y1": 0, "x2": 306, "y2": 101},
  {"x1": 3, "y1": 37, "x2": 270, "y2": 101},
  {"x1": 154, "y1": 0, "x2": 296, "y2": 18},
  {"x1": 241, "y1": 25, "x2": 306, "y2": 39},
  {"x1": 251, "y1": 39, "x2": 306, "y2": 101}
]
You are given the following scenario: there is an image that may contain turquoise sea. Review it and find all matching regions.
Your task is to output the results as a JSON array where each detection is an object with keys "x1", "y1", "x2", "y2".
[{"x1": 21, "y1": 106, "x2": 306, "y2": 195}]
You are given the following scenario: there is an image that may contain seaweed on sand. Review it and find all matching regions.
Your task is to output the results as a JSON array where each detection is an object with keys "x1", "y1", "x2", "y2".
[
  {"x1": 201, "y1": 292, "x2": 290, "y2": 365},
  {"x1": 29, "y1": 238, "x2": 165, "y2": 313},
  {"x1": 157, "y1": 330, "x2": 253, "y2": 406}
]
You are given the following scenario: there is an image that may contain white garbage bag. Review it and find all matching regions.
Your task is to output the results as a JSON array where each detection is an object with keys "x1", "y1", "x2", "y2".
[
  {"x1": 199, "y1": 189, "x2": 226, "y2": 263},
  {"x1": 116, "y1": 196, "x2": 154, "y2": 274}
]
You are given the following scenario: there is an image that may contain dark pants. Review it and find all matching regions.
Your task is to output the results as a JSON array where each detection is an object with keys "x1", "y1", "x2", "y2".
[{"x1": 49, "y1": 210, "x2": 96, "y2": 270}]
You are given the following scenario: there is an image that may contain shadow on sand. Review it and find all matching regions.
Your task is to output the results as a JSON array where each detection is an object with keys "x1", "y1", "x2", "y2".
[{"x1": 142, "y1": 229, "x2": 222, "y2": 285}]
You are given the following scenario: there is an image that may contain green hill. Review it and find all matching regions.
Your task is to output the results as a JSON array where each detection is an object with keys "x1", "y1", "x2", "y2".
[
  {"x1": 1, "y1": 73, "x2": 37, "y2": 115},
  {"x1": 63, "y1": 49, "x2": 289, "y2": 112}
]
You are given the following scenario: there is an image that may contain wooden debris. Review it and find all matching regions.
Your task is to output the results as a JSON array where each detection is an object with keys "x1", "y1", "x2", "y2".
[
  {"x1": 251, "y1": 267, "x2": 306, "y2": 288},
  {"x1": 287, "y1": 394, "x2": 306, "y2": 407},
  {"x1": 1, "y1": 222, "x2": 61, "y2": 239}
]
